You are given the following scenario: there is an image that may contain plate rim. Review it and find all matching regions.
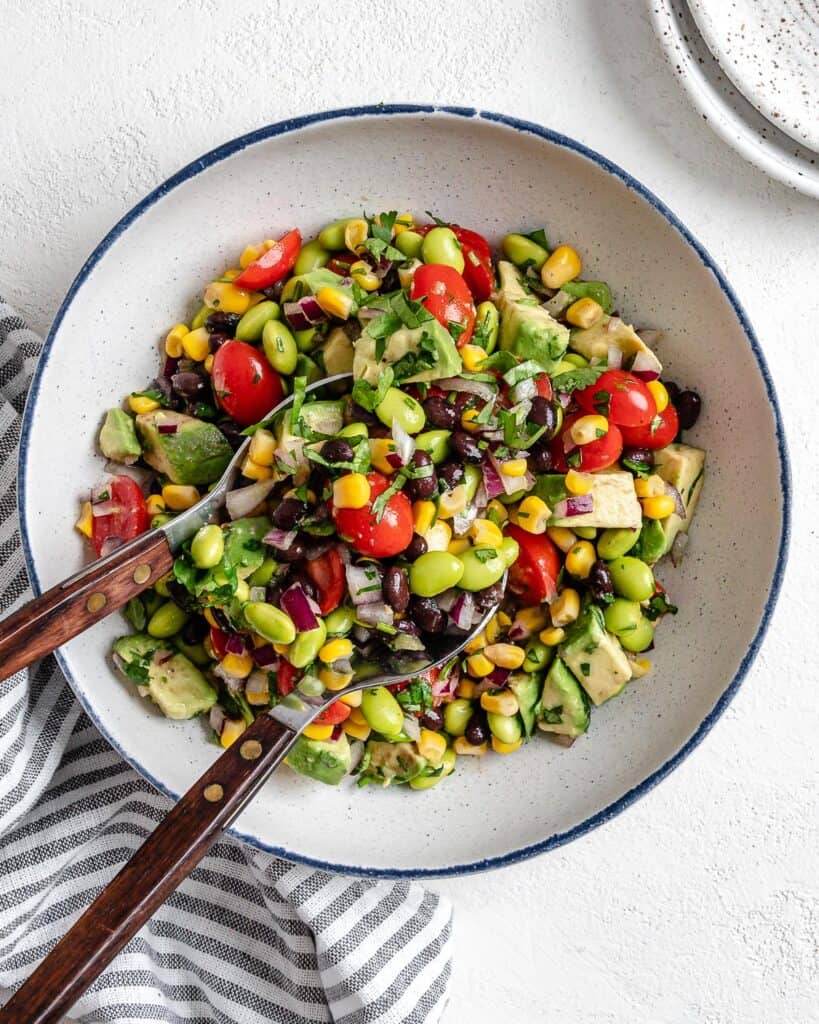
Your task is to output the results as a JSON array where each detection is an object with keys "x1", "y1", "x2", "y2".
[{"x1": 17, "y1": 104, "x2": 792, "y2": 878}]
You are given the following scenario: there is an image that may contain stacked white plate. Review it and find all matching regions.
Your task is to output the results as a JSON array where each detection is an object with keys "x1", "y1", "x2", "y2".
[{"x1": 649, "y1": 0, "x2": 819, "y2": 197}]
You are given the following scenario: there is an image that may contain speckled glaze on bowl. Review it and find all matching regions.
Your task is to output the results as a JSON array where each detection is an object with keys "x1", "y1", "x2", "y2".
[{"x1": 19, "y1": 107, "x2": 790, "y2": 877}]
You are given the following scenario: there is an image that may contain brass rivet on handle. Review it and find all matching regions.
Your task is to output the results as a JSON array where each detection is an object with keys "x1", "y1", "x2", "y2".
[
  {"x1": 132, "y1": 564, "x2": 151, "y2": 585},
  {"x1": 203, "y1": 784, "x2": 224, "y2": 803},
  {"x1": 240, "y1": 740, "x2": 262, "y2": 761},
  {"x1": 86, "y1": 592, "x2": 107, "y2": 614}
]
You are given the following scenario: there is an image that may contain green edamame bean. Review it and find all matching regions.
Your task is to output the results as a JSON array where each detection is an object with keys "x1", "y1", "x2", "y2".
[
  {"x1": 339, "y1": 421, "x2": 369, "y2": 439},
  {"x1": 633, "y1": 519, "x2": 666, "y2": 564},
  {"x1": 280, "y1": 275, "x2": 306, "y2": 303},
  {"x1": 457, "y1": 547, "x2": 507, "y2": 591},
  {"x1": 409, "y1": 772, "x2": 443, "y2": 791},
  {"x1": 154, "y1": 573, "x2": 172, "y2": 597},
  {"x1": 487, "y1": 711, "x2": 523, "y2": 744},
  {"x1": 190, "y1": 524, "x2": 224, "y2": 570},
  {"x1": 294, "y1": 239, "x2": 330, "y2": 276},
  {"x1": 608, "y1": 556, "x2": 655, "y2": 602},
  {"x1": 443, "y1": 698, "x2": 473, "y2": 737},
  {"x1": 262, "y1": 319, "x2": 298, "y2": 375},
  {"x1": 375, "y1": 387, "x2": 426, "y2": 435},
  {"x1": 295, "y1": 354, "x2": 321, "y2": 383},
  {"x1": 562, "y1": 279, "x2": 613, "y2": 314},
  {"x1": 324, "y1": 605, "x2": 355, "y2": 636},
  {"x1": 597, "y1": 527, "x2": 640, "y2": 560},
  {"x1": 604, "y1": 598, "x2": 643, "y2": 637},
  {"x1": 361, "y1": 686, "x2": 404, "y2": 737},
  {"x1": 463, "y1": 465, "x2": 482, "y2": 503},
  {"x1": 244, "y1": 602, "x2": 297, "y2": 645},
  {"x1": 422, "y1": 226, "x2": 464, "y2": 272},
  {"x1": 501, "y1": 233, "x2": 549, "y2": 270},
  {"x1": 562, "y1": 353, "x2": 589, "y2": 368},
  {"x1": 440, "y1": 746, "x2": 456, "y2": 775},
  {"x1": 295, "y1": 327, "x2": 319, "y2": 352},
  {"x1": 190, "y1": 304, "x2": 210, "y2": 330},
  {"x1": 553, "y1": 359, "x2": 580, "y2": 376},
  {"x1": 234, "y1": 578, "x2": 250, "y2": 604},
  {"x1": 500, "y1": 535, "x2": 520, "y2": 568},
  {"x1": 395, "y1": 229, "x2": 424, "y2": 259},
  {"x1": 574, "y1": 527, "x2": 597, "y2": 540},
  {"x1": 414, "y1": 429, "x2": 451, "y2": 464},
  {"x1": 235, "y1": 300, "x2": 281, "y2": 342},
  {"x1": 151, "y1": 513, "x2": 174, "y2": 530},
  {"x1": 523, "y1": 640, "x2": 553, "y2": 674},
  {"x1": 147, "y1": 601, "x2": 188, "y2": 639},
  {"x1": 288, "y1": 619, "x2": 326, "y2": 668},
  {"x1": 499, "y1": 489, "x2": 527, "y2": 506},
  {"x1": 318, "y1": 218, "x2": 356, "y2": 251},
  {"x1": 176, "y1": 638, "x2": 211, "y2": 667},
  {"x1": 474, "y1": 301, "x2": 499, "y2": 354},
  {"x1": 298, "y1": 675, "x2": 325, "y2": 697},
  {"x1": 248, "y1": 556, "x2": 278, "y2": 588},
  {"x1": 619, "y1": 615, "x2": 655, "y2": 653},
  {"x1": 409, "y1": 551, "x2": 464, "y2": 597}
]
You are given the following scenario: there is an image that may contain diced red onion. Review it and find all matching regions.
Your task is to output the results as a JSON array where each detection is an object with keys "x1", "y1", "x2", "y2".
[
  {"x1": 392, "y1": 418, "x2": 415, "y2": 467},
  {"x1": 452, "y1": 505, "x2": 478, "y2": 537},
  {"x1": 91, "y1": 500, "x2": 120, "y2": 517},
  {"x1": 488, "y1": 667, "x2": 510, "y2": 688},
  {"x1": 386, "y1": 452, "x2": 403, "y2": 470},
  {"x1": 253, "y1": 645, "x2": 279, "y2": 668},
  {"x1": 246, "y1": 671, "x2": 270, "y2": 701},
  {"x1": 104, "y1": 461, "x2": 153, "y2": 488},
  {"x1": 472, "y1": 478, "x2": 489, "y2": 512},
  {"x1": 434, "y1": 588, "x2": 460, "y2": 613},
  {"x1": 436, "y1": 376, "x2": 497, "y2": 402},
  {"x1": 563, "y1": 430, "x2": 577, "y2": 454},
  {"x1": 607, "y1": 316, "x2": 623, "y2": 333},
  {"x1": 280, "y1": 584, "x2": 319, "y2": 632},
  {"x1": 630, "y1": 349, "x2": 662, "y2": 381},
  {"x1": 358, "y1": 305, "x2": 387, "y2": 321},
  {"x1": 157, "y1": 423, "x2": 179, "y2": 435},
  {"x1": 606, "y1": 343, "x2": 623, "y2": 369},
  {"x1": 213, "y1": 663, "x2": 244, "y2": 692},
  {"x1": 356, "y1": 602, "x2": 394, "y2": 627},
  {"x1": 552, "y1": 494, "x2": 594, "y2": 518},
  {"x1": 482, "y1": 459, "x2": 506, "y2": 500},
  {"x1": 489, "y1": 452, "x2": 533, "y2": 497},
  {"x1": 227, "y1": 479, "x2": 276, "y2": 520},
  {"x1": 263, "y1": 527, "x2": 297, "y2": 550},
  {"x1": 450, "y1": 591, "x2": 475, "y2": 631},
  {"x1": 671, "y1": 531, "x2": 689, "y2": 567},
  {"x1": 224, "y1": 633, "x2": 247, "y2": 656},
  {"x1": 283, "y1": 295, "x2": 328, "y2": 331},
  {"x1": 99, "y1": 536, "x2": 124, "y2": 556},
  {"x1": 432, "y1": 672, "x2": 459, "y2": 699},
  {"x1": 508, "y1": 620, "x2": 531, "y2": 642},
  {"x1": 209, "y1": 705, "x2": 226, "y2": 735},
  {"x1": 402, "y1": 716, "x2": 421, "y2": 742},
  {"x1": 543, "y1": 290, "x2": 572, "y2": 316},
  {"x1": 91, "y1": 480, "x2": 112, "y2": 504},
  {"x1": 557, "y1": 392, "x2": 572, "y2": 409},
  {"x1": 346, "y1": 563, "x2": 383, "y2": 605},
  {"x1": 663, "y1": 481, "x2": 686, "y2": 519},
  {"x1": 473, "y1": 676, "x2": 500, "y2": 696}
]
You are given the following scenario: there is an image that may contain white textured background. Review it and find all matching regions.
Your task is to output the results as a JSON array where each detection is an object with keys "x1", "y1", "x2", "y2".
[{"x1": 2, "y1": 1, "x2": 817, "y2": 1021}]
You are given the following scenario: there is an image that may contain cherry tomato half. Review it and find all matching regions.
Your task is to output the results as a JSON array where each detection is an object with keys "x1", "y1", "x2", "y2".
[
  {"x1": 505, "y1": 524, "x2": 560, "y2": 605},
  {"x1": 331, "y1": 472, "x2": 413, "y2": 557},
  {"x1": 414, "y1": 224, "x2": 494, "y2": 303},
  {"x1": 90, "y1": 475, "x2": 149, "y2": 557},
  {"x1": 277, "y1": 660, "x2": 297, "y2": 697},
  {"x1": 535, "y1": 376, "x2": 554, "y2": 400},
  {"x1": 410, "y1": 264, "x2": 476, "y2": 347},
  {"x1": 551, "y1": 413, "x2": 624, "y2": 472},
  {"x1": 233, "y1": 228, "x2": 301, "y2": 291},
  {"x1": 619, "y1": 403, "x2": 679, "y2": 450},
  {"x1": 211, "y1": 339, "x2": 284, "y2": 427},
  {"x1": 305, "y1": 547, "x2": 344, "y2": 615},
  {"x1": 575, "y1": 369, "x2": 657, "y2": 428},
  {"x1": 326, "y1": 252, "x2": 356, "y2": 275},
  {"x1": 314, "y1": 700, "x2": 352, "y2": 726}
]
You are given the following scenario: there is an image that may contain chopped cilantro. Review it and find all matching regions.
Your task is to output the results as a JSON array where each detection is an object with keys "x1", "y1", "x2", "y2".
[
  {"x1": 644, "y1": 593, "x2": 678, "y2": 621},
  {"x1": 550, "y1": 366, "x2": 606, "y2": 394},
  {"x1": 580, "y1": 662, "x2": 591, "y2": 677},
  {"x1": 525, "y1": 227, "x2": 549, "y2": 249},
  {"x1": 396, "y1": 678, "x2": 434, "y2": 714},
  {"x1": 474, "y1": 547, "x2": 498, "y2": 563},
  {"x1": 351, "y1": 369, "x2": 394, "y2": 412}
]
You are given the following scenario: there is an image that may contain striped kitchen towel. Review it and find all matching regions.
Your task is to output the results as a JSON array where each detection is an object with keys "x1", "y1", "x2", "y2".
[{"x1": 0, "y1": 300, "x2": 453, "y2": 1023}]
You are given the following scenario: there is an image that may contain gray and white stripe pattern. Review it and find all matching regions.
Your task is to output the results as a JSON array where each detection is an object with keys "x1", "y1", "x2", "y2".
[{"x1": 0, "y1": 300, "x2": 453, "y2": 1023}]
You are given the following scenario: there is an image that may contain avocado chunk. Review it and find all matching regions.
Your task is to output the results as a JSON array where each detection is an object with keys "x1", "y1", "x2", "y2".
[
  {"x1": 287, "y1": 732, "x2": 352, "y2": 786},
  {"x1": 508, "y1": 672, "x2": 542, "y2": 739},
  {"x1": 99, "y1": 408, "x2": 141, "y2": 465},
  {"x1": 275, "y1": 399, "x2": 345, "y2": 476},
  {"x1": 496, "y1": 261, "x2": 569, "y2": 372},
  {"x1": 353, "y1": 317, "x2": 462, "y2": 386},
  {"x1": 537, "y1": 658, "x2": 590, "y2": 738},
  {"x1": 113, "y1": 634, "x2": 217, "y2": 719},
  {"x1": 653, "y1": 443, "x2": 705, "y2": 557},
  {"x1": 550, "y1": 470, "x2": 642, "y2": 530},
  {"x1": 560, "y1": 605, "x2": 633, "y2": 706},
  {"x1": 358, "y1": 741, "x2": 427, "y2": 786},
  {"x1": 569, "y1": 316, "x2": 662, "y2": 377},
  {"x1": 136, "y1": 410, "x2": 232, "y2": 485},
  {"x1": 322, "y1": 327, "x2": 355, "y2": 376}
]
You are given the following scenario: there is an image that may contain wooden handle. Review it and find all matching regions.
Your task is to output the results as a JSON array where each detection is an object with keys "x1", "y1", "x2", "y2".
[
  {"x1": 0, "y1": 530, "x2": 174, "y2": 682},
  {"x1": 0, "y1": 711, "x2": 298, "y2": 1024}
]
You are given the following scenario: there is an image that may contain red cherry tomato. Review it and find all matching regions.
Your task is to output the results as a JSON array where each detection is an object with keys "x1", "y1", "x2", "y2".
[
  {"x1": 551, "y1": 413, "x2": 624, "y2": 472},
  {"x1": 575, "y1": 369, "x2": 657, "y2": 428},
  {"x1": 332, "y1": 472, "x2": 413, "y2": 557},
  {"x1": 305, "y1": 547, "x2": 345, "y2": 615},
  {"x1": 505, "y1": 524, "x2": 561, "y2": 605},
  {"x1": 232, "y1": 229, "x2": 301, "y2": 291},
  {"x1": 410, "y1": 264, "x2": 476, "y2": 347},
  {"x1": 277, "y1": 660, "x2": 297, "y2": 697},
  {"x1": 208, "y1": 626, "x2": 231, "y2": 660},
  {"x1": 90, "y1": 475, "x2": 149, "y2": 557},
  {"x1": 314, "y1": 700, "x2": 352, "y2": 726},
  {"x1": 326, "y1": 252, "x2": 356, "y2": 275},
  {"x1": 619, "y1": 403, "x2": 679, "y2": 450},
  {"x1": 535, "y1": 376, "x2": 553, "y2": 400},
  {"x1": 414, "y1": 224, "x2": 494, "y2": 303},
  {"x1": 211, "y1": 339, "x2": 284, "y2": 427}
]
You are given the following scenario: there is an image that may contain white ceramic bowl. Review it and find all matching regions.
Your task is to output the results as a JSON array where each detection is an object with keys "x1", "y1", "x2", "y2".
[{"x1": 19, "y1": 107, "x2": 789, "y2": 877}]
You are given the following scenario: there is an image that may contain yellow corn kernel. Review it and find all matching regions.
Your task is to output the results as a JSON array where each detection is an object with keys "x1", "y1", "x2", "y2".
[
  {"x1": 320, "y1": 638, "x2": 354, "y2": 664},
  {"x1": 392, "y1": 212, "x2": 414, "y2": 235},
  {"x1": 539, "y1": 626, "x2": 565, "y2": 646},
  {"x1": 220, "y1": 719, "x2": 246, "y2": 748},
  {"x1": 349, "y1": 260, "x2": 380, "y2": 292},
  {"x1": 500, "y1": 458, "x2": 528, "y2": 478},
  {"x1": 162, "y1": 484, "x2": 200, "y2": 510},
  {"x1": 250, "y1": 633, "x2": 269, "y2": 649},
  {"x1": 339, "y1": 689, "x2": 362, "y2": 707},
  {"x1": 370, "y1": 438, "x2": 398, "y2": 474},
  {"x1": 349, "y1": 707, "x2": 368, "y2": 726},
  {"x1": 223, "y1": 268, "x2": 242, "y2": 280},
  {"x1": 486, "y1": 499, "x2": 508, "y2": 524},
  {"x1": 464, "y1": 631, "x2": 486, "y2": 655},
  {"x1": 204, "y1": 354, "x2": 214, "y2": 373},
  {"x1": 204, "y1": 608, "x2": 220, "y2": 629},
  {"x1": 466, "y1": 653, "x2": 494, "y2": 678},
  {"x1": 565, "y1": 540, "x2": 596, "y2": 579},
  {"x1": 221, "y1": 652, "x2": 254, "y2": 678},
  {"x1": 570, "y1": 414, "x2": 609, "y2": 446},
  {"x1": 240, "y1": 244, "x2": 262, "y2": 269},
  {"x1": 240, "y1": 454, "x2": 273, "y2": 481},
  {"x1": 460, "y1": 408, "x2": 481, "y2": 432},
  {"x1": 438, "y1": 484, "x2": 467, "y2": 519},
  {"x1": 634, "y1": 474, "x2": 666, "y2": 498},
  {"x1": 484, "y1": 615, "x2": 501, "y2": 645},
  {"x1": 547, "y1": 526, "x2": 577, "y2": 553},
  {"x1": 457, "y1": 678, "x2": 478, "y2": 699},
  {"x1": 491, "y1": 735, "x2": 523, "y2": 755},
  {"x1": 541, "y1": 245, "x2": 582, "y2": 289},
  {"x1": 146, "y1": 494, "x2": 166, "y2": 516},
  {"x1": 418, "y1": 729, "x2": 447, "y2": 765},
  {"x1": 565, "y1": 297, "x2": 604, "y2": 329},
  {"x1": 513, "y1": 606, "x2": 549, "y2": 635},
  {"x1": 641, "y1": 495, "x2": 676, "y2": 520},
  {"x1": 304, "y1": 722, "x2": 334, "y2": 742},
  {"x1": 424, "y1": 520, "x2": 452, "y2": 552},
  {"x1": 261, "y1": 239, "x2": 278, "y2": 252},
  {"x1": 550, "y1": 588, "x2": 581, "y2": 627},
  {"x1": 516, "y1": 495, "x2": 551, "y2": 535},
  {"x1": 412, "y1": 499, "x2": 437, "y2": 536},
  {"x1": 204, "y1": 280, "x2": 252, "y2": 315},
  {"x1": 497, "y1": 610, "x2": 512, "y2": 627},
  {"x1": 630, "y1": 657, "x2": 652, "y2": 679},
  {"x1": 164, "y1": 323, "x2": 188, "y2": 358},
  {"x1": 128, "y1": 394, "x2": 160, "y2": 414},
  {"x1": 453, "y1": 735, "x2": 488, "y2": 756},
  {"x1": 647, "y1": 380, "x2": 669, "y2": 413},
  {"x1": 75, "y1": 501, "x2": 93, "y2": 538},
  {"x1": 319, "y1": 667, "x2": 354, "y2": 691},
  {"x1": 249, "y1": 428, "x2": 277, "y2": 467},
  {"x1": 447, "y1": 537, "x2": 471, "y2": 556},
  {"x1": 246, "y1": 689, "x2": 270, "y2": 708},
  {"x1": 480, "y1": 689, "x2": 520, "y2": 716},
  {"x1": 484, "y1": 643, "x2": 526, "y2": 670},
  {"x1": 460, "y1": 344, "x2": 488, "y2": 372},
  {"x1": 344, "y1": 218, "x2": 369, "y2": 252},
  {"x1": 181, "y1": 326, "x2": 211, "y2": 362},
  {"x1": 565, "y1": 469, "x2": 592, "y2": 496},
  {"x1": 343, "y1": 719, "x2": 372, "y2": 741},
  {"x1": 332, "y1": 472, "x2": 371, "y2": 510}
]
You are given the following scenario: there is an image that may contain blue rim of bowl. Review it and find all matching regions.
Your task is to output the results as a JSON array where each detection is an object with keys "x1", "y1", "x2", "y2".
[{"x1": 18, "y1": 104, "x2": 791, "y2": 878}]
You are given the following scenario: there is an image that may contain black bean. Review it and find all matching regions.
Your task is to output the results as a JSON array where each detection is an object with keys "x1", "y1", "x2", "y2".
[
  {"x1": 663, "y1": 380, "x2": 681, "y2": 405},
  {"x1": 269, "y1": 537, "x2": 306, "y2": 563},
  {"x1": 181, "y1": 616, "x2": 208, "y2": 645},
  {"x1": 395, "y1": 618, "x2": 421, "y2": 637},
  {"x1": 451, "y1": 430, "x2": 483, "y2": 464},
  {"x1": 529, "y1": 396, "x2": 558, "y2": 434},
  {"x1": 588, "y1": 560, "x2": 614, "y2": 603},
  {"x1": 205, "y1": 311, "x2": 241, "y2": 335},
  {"x1": 384, "y1": 566, "x2": 410, "y2": 614},
  {"x1": 422, "y1": 395, "x2": 458, "y2": 430},
  {"x1": 465, "y1": 711, "x2": 489, "y2": 746},
  {"x1": 404, "y1": 450, "x2": 437, "y2": 501},
  {"x1": 348, "y1": 399, "x2": 378, "y2": 425},
  {"x1": 474, "y1": 581, "x2": 506, "y2": 611},
  {"x1": 262, "y1": 281, "x2": 285, "y2": 302},
  {"x1": 453, "y1": 392, "x2": 475, "y2": 413},
  {"x1": 217, "y1": 419, "x2": 245, "y2": 451},
  {"x1": 321, "y1": 438, "x2": 355, "y2": 464},
  {"x1": 421, "y1": 707, "x2": 444, "y2": 731},
  {"x1": 265, "y1": 583, "x2": 283, "y2": 606},
  {"x1": 438, "y1": 462, "x2": 465, "y2": 490},
  {"x1": 676, "y1": 390, "x2": 702, "y2": 431},
  {"x1": 151, "y1": 375, "x2": 174, "y2": 406},
  {"x1": 404, "y1": 533, "x2": 428, "y2": 561},
  {"x1": 621, "y1": 446, "x2": 654, "y2": 472},
  {"x1": 409, "y1": 596, "x2": 446, "y2": 635},
  {"x1": 270, "y1": 497, "x2": 308, "y2": 530},
  {"x1": 207, "y1": 331, "x2": 231, "y2": 353},
  {"x1": 528, "y1": 441, "x2": 553, "y2": 474},
  {"x1": 171, "y1": 370, "x2": 208, "y2": 400}
]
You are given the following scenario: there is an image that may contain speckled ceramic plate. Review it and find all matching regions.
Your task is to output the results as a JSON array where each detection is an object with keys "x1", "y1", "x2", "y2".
[
  {"x1": 650, "y1": 0, "x2": 819, "y2": 198},
  {"x1": 18, "y1": 107, "x2": 790, "y2": 877}
]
